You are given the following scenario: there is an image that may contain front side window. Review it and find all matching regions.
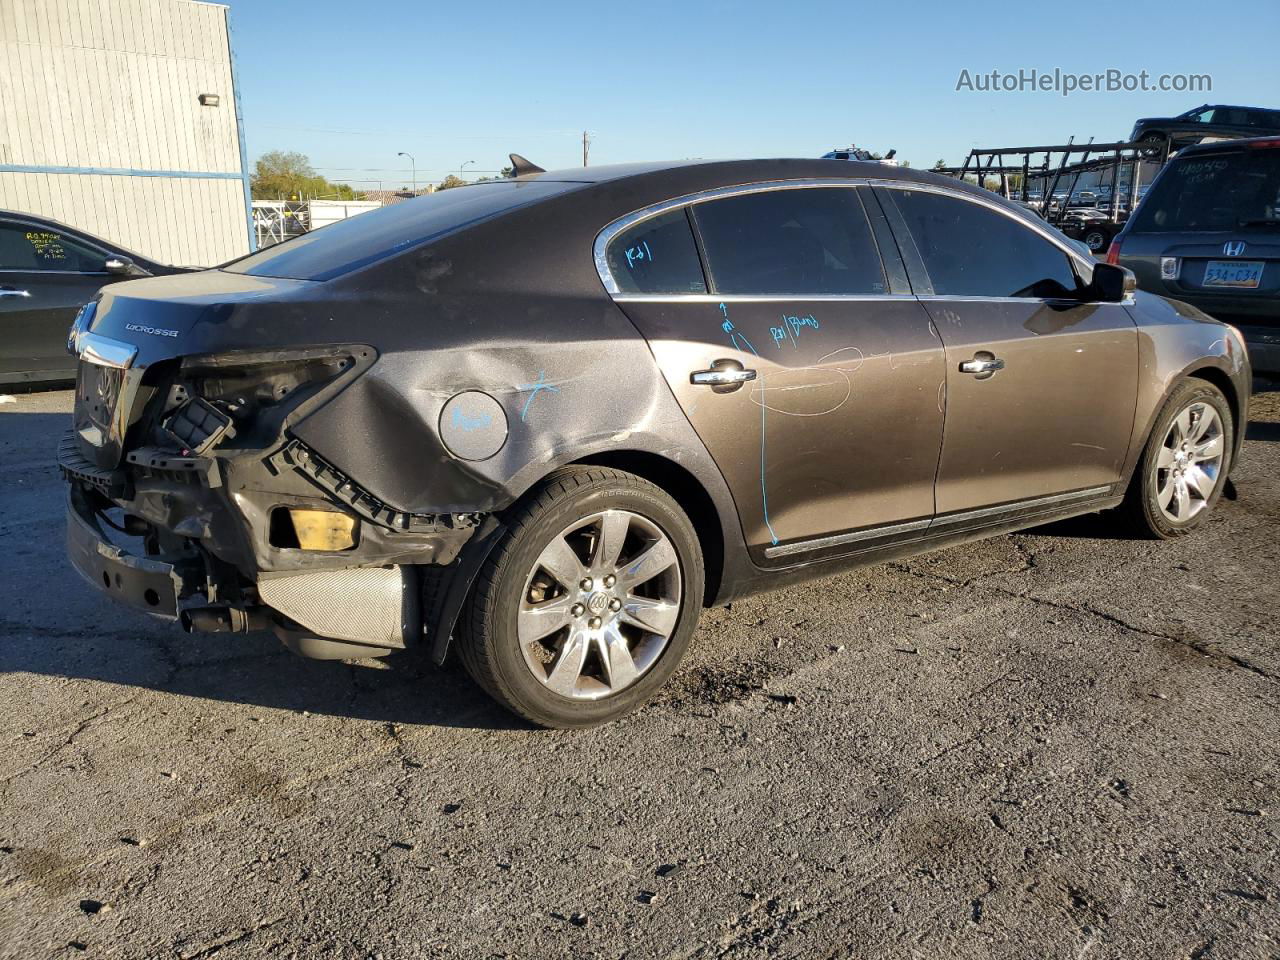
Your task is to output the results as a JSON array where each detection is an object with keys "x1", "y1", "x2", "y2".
[
  {"x1": 604, "y1": 209, "x2": 706, "y2": 294},
  {"x1": 691, "y1": 187, "x2": 886, "y2": 295},
  {"x1": 0, "y1": 223, "x2": 106, "y2": 272},
  {"x1": 888, "y1": 190, "x2": 1080, "y2": 298}
]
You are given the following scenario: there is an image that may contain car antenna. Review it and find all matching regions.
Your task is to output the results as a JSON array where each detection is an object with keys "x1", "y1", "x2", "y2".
[{"x1": 509, "y1": 153, "x2": 546, "y2": 176}]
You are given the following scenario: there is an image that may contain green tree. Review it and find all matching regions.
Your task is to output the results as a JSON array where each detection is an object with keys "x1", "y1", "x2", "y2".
[
  {"x1": 251, "y1": 150, "x2": 357, "y2": 200},
  {"x1": 435, "y1": 174, "x2": 469, "y2": 191},
  {"x1": 932, "y1": 159, "x2": 948, "y2": 171}
]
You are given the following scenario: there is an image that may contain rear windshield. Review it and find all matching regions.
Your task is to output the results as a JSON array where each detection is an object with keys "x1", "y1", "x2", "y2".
[
  {"x1": 1130, "y1": 147, "x2": 1280, "y2": 233},
  {"x1": 224, "y1": 180, "x2": 581, "y2": 281}
]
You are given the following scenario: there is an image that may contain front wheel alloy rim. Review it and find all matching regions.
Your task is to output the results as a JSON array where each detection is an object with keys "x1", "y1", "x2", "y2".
[
  {"x1": 1156, "y1": 401, "x2": 1225, "y2": 523},
  {"x1": 518, "y1": 509, "x2": 682, "y2": 701}
]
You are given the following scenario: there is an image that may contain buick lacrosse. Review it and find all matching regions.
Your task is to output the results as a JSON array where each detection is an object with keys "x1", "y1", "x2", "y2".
[{"x1": 61, "y1": 156, "x2": 1250, "y2": 726}]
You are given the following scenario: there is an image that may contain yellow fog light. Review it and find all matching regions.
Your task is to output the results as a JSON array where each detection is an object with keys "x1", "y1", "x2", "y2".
[{"x1": 287, "y1": 509, "x2": 357, "y2": 551}]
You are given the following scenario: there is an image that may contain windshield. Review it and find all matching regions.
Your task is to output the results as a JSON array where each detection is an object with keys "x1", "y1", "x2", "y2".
[
  {"x1": 224, "y1": 179, "x2": 582, "y2": 281},
  {"x1": 1129, "y1": 148, "x2": 1280, "y2": 232}
]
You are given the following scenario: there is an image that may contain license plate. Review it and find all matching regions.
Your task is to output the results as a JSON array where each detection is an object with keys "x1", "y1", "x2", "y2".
[{"x1": 1203, "y1": 259, "x2": 1264, "y2": 288}]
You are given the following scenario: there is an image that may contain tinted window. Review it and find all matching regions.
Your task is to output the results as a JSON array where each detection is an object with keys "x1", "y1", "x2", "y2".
[
  {"x1": 889, "y1": 190, "x2": 1079, "y2": 298},
  {"x1": 692, "y1": 188, "x2": 886, "y2": 295},
  {"x1": 224, "y1": 180, "x2": 581, "y2": 281},
  {"x1": 0, "y1": 222, "x2": 105, "y2": 272},
  {"x1": 1131, "y1": 149, "x2": 1280, "y2": 232},
  {"x1": 605, "y1": 209, "x2": 706, "y2": 294}
]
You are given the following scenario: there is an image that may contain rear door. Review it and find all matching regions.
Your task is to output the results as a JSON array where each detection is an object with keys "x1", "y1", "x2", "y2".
[
  {"x1": 877, "y1": 185, "x2": 1138, "y2": 517},
  {"x1": 599, "y1": 183, "x2": 946, "y2": 563},
  {"x1": 0, "y1": 218, "x2": 112, "y2": 383}
]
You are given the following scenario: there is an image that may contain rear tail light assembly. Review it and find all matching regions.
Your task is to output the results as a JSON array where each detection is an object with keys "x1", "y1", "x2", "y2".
[{"x1": 1105, "y1": 238, "x2": 1122, "y2": 265}]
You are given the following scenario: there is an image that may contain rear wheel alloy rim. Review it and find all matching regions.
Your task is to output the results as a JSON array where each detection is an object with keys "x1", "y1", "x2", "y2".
[
  {"x1": 517, "y1": 510, "x2": 682, "y2": 701},
  {"x1": 1155, "y1": 402, "x2": 1225, "y2": 523}
]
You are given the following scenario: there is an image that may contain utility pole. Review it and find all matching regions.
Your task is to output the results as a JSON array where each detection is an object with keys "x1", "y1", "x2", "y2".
[
  {"x1": 582, "y1": 131, "x2": 590, "y2": 167},
  {"x1": 398, "y1": 151, "x2": 416, "y2": 196}
]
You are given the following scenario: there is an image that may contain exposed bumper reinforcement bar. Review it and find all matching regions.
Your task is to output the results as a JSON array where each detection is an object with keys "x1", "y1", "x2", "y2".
[{"x1": 65, "y1": 492, "x2": 184, "y2": 620}]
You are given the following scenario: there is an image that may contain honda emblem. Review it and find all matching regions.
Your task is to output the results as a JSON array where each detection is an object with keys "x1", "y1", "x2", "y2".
[{"x1": 1223, "y1": 240, "x2": 1247, "y2": 257}]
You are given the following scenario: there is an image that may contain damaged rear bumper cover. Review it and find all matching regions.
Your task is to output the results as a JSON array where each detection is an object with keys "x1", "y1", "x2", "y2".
[{"x1": 60, "y1": 430, "x2": 486, "y2": 658}]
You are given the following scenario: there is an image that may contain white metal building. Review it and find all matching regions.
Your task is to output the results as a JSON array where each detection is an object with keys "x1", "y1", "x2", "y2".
[{"x1": 0, "y1": 0, "x2": 252, "y2": 267}]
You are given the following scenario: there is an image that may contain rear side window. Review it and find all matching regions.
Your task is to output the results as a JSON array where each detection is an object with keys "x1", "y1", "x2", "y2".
[
  {"x1": 1130, "y1": 149, "x2": 1280, "y2": 232},
  {"x1": 888, "y1": 190, "x2": 1079, "y2": 298},
  {"x1": 691, "y1": 187, "x2": 886, "y2": 295},
  {"x1": 605, "y1": 209, "x2": 706, "y2": 294},
  {"x1": 0, "y1": 223, "x2": 105, "y2": 272},
  {"x1": 224, "y1": 180, "x2": 581, "y2": 281}
]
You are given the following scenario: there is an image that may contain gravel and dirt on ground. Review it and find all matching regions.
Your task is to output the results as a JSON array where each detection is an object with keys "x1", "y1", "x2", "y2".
[{"x1": 1, "y1": 384, "x2": 1277, "y2": 959}]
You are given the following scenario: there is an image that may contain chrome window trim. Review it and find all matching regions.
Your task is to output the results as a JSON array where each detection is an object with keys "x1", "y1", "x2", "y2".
[
  {"x1": 77, "y1": 332, "x2": 137, "y2": 370},
  {"x1": 594, "y1": 178, "x2": 872, "y2": 296},
  {"x1": 866, "y1": 178, "x2": 1098, "y2": 278}
]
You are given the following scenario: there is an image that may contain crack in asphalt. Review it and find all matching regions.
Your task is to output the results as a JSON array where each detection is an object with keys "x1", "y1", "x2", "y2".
[{"x1": 887, "y1": 562, "x2": 1278, "y2": 685}]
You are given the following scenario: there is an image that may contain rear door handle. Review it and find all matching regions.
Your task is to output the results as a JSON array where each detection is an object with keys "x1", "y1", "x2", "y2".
[
  {"x1": 959, "y1": 352, "x2": 1005, "y2": 379},
  {"x1": 691, "y1": 359, "x2": 757, "y2": 393},
  {"x1": 0, "y1": 288, "x2": 31, "y2": 298}
]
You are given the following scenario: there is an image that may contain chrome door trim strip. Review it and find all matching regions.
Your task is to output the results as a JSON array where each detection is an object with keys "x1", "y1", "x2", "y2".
[
  {"x1": 594, "y1": 178, "x2": 872, "y2": 295},
  {"x1": 929, "y1": 485, "x2": 1114, "y2": 529},
  {"x1": 614, "y1": 293, "x2": 914, "y2": 304},
  {"x1": 77, "y1": 332, "x2": 137, "y2": 370},
  {"x1": 763, "y1": 485, "x2": 1113, "y2": 560},
  {"x1": 764, "y1": 517, "x2": 932, "y2": 559}
]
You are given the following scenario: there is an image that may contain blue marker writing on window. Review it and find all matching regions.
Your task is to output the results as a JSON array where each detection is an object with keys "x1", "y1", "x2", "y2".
[{"x1": 624, "y1": 240, "x2": 653, "y2": 269}]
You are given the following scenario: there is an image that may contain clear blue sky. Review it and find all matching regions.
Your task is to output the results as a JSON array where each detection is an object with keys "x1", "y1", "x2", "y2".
[{"x1": 228, "y1": 0, "x2": 1280, "y2": 190}]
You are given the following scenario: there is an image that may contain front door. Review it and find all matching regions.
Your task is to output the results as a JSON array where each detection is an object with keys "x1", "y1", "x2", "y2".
[
  {"x1": 877, "y1": 186, "x2": 1139, "y2": 516},
  {"x1": 0, "y1": 219, "x2": 112, "y2": 383},
  {"x1": 599, "y1": 184, "x2": 947, "y2": 563}
]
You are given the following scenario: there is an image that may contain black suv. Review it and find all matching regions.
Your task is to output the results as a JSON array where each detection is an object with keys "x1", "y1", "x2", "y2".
[
  {"x1": 1109, "y1": 136, "x2": 1280, "y2": 372},
  {"x1": 1130, "y1": 105, "x2": 1280, "y2": 152}
]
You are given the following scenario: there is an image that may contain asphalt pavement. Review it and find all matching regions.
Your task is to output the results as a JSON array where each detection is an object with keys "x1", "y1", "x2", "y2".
[{"x1": 1, "y1": 386, "x2": 1277, "y2": 959}]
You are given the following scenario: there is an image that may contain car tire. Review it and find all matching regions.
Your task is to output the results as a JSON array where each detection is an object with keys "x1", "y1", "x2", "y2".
[
  {"x1": 1083, "y1": 227, "x2": 1110, "y2": 253},
  {"x1": 1120, "y1": 378, "x2": 1234, "y2": 539},
  {"x1": 457, "y1": 466, "x2": 704, "y2": 728},
  {"x1": 1140, "y1": 132, "x2": 1167, "y2": 158}
]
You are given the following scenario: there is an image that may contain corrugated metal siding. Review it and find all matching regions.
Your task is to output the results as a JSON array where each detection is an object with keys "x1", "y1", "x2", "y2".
[{"x1": 0, "y1": 0, "x2": 249, "y2": 266}]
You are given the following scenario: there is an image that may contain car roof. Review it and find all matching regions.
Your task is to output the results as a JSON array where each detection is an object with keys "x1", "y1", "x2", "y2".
[
  {"x1": 1173, "y1": 134, "x2": 1280, "y2": 157},
  {"x1": 517, "y1": 157, "x2": 935, "y2": 187}
]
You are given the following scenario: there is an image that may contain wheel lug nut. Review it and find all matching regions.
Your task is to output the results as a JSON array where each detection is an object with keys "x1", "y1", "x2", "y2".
[
  {"x1": 609, "y1": 598, "x2": 622, "y2": 611},
  {"x1": 580, "y1": 578, "x2": 593, "y2": 591},
  {"x1": 603, "y1": 574, "x2": 616, "y2": 588},
  {"x1": 588, "y1": 617, "x2": 602, "y2": 629},
  {"x1": 570, "y1": 603, "x2": 584, "y2": 617}
]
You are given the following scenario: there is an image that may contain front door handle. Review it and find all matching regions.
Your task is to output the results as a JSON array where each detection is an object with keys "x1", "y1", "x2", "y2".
[
  {"x1": 0, "y1": 287, "x2": 31, "y2": 298},
  {"x1": 691, "y1": 359, "x2": 757, "y2": 393},
  {"x1": 959, "y1": 352, "x2": 1005, "y2": 379}
]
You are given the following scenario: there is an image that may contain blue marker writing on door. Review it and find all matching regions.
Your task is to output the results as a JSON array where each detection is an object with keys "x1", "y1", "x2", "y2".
[
  {"x1": 519, "y1": 370, "x2": 560, "y2": 421},
  {"x1": 717, "y1": 302, "x2": 778, "y2": 546},
  {"x1": 452, "y1": 406, "x2": 492, "y2": 432},
  {"x1": 770, "y1": 313, "x2": 819, "y2": 348}
]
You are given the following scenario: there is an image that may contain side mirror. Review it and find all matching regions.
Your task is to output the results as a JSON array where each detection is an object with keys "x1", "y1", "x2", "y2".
[
  {"x1": 1088, "y1": 262, "x2": 1136, "y2": 302},
  {"x1": 104, "y1": 256, "x2": 139, "y2": 276}
]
